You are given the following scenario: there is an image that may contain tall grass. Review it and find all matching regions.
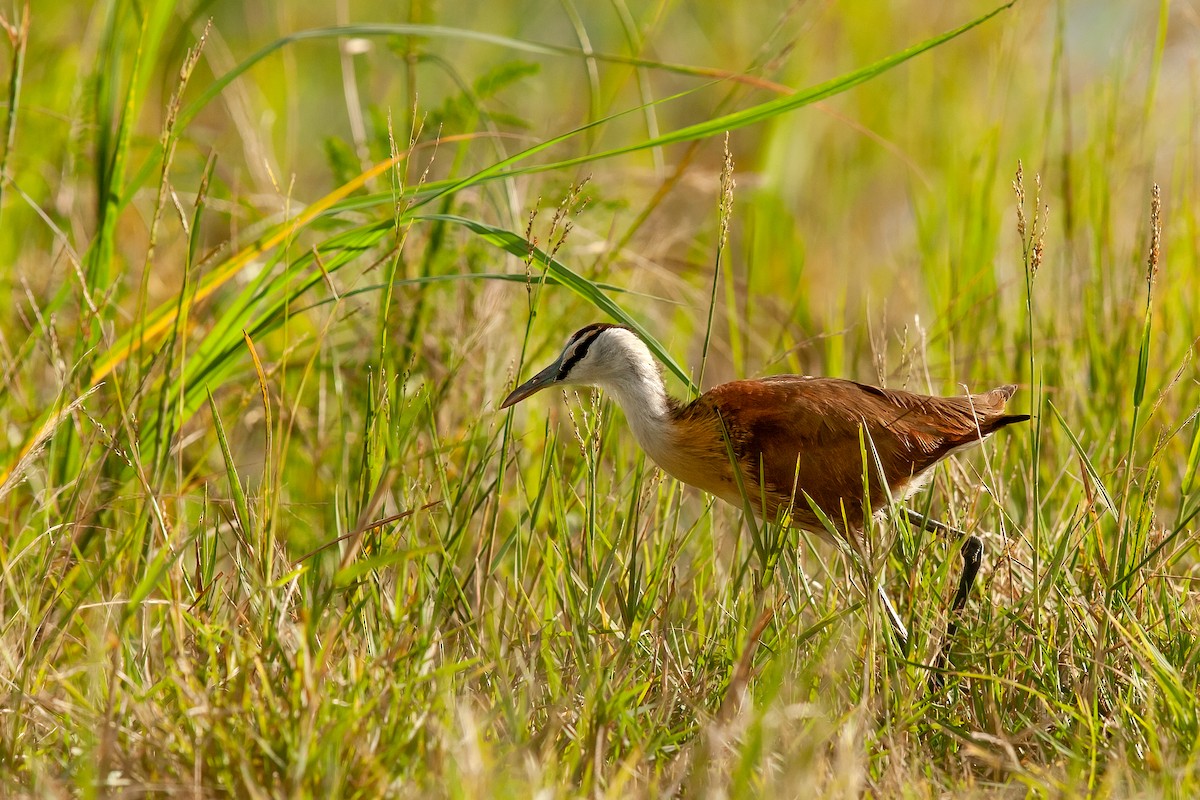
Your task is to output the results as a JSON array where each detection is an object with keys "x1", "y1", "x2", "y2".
[{"x1": 2, "y1": 0, "x2": 1199, "y2": 796}]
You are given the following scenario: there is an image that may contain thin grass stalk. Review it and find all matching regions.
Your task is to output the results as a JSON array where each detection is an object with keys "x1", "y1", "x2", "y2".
[
  {"x1": 1017, "y1": 162, "x2": 1046, "y2": 637},
  {"x1": 1114, "y1": 185, "x2": 1161, "y2": 597},
  {"x1": 698, "y1": 135, "x2": 735, "y2": 394},
  {"x1": 0, "y1": 2, "x2": 29, "y2": 234}
]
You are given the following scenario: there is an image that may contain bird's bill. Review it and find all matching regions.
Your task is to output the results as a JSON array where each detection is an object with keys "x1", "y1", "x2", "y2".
[{"x1": 500, "y1": 360, "x2": 561, "y2": 409}]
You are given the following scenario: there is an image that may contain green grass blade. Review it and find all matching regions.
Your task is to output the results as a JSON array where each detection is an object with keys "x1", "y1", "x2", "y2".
[
  {"x1": 422, "y1": 212, "x2": 694, "y2": 390},
  {"x1": 531, "y1": 3, "x2": 1015, "y2": 173},
  {"x1": 1183, "y1": 417, "x2": 1200, "y2": 497},
  {"x1": 1133, "y1": 307, "x2": 1151, "y2": 408},
  {"x1": 1049, "y1": 400, "x2": 1117, "y2": 520},
  {"x1": 207, "y1": 387, "x2": 252, "y2": 541}
]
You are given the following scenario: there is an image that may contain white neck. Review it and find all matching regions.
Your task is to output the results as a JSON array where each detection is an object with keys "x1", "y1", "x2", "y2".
[
  {"x1": 588, "y1": 332, "x2": 674, "y2": 460},
  {"x1": 600, "y1": 362, "x2": 671, "y2": 449}
]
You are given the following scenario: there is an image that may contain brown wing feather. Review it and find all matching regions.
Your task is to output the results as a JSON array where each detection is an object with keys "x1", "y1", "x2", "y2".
[{"x1": 670, "y1": 377, "x2": 1026, "y2": 533}]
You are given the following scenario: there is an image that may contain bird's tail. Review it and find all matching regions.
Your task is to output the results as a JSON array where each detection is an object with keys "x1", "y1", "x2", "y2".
[{"x1": 977, "y1": 384, "x2": 1031, "y2": 433}]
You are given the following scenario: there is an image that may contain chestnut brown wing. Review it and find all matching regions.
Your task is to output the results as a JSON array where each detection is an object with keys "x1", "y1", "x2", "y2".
[{"x1": 678, "y1": 377, "x2": 1024, "y2": 528}]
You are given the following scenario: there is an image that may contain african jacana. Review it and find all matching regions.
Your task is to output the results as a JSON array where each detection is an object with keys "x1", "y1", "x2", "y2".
[{"x1": 501, "y1": 323, "x2": 1028, "y2": 680}]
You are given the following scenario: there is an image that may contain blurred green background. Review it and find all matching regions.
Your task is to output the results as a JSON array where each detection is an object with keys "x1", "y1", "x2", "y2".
[{"x1": 7, "y1": 1, "x2": 1191, "y2": 386}]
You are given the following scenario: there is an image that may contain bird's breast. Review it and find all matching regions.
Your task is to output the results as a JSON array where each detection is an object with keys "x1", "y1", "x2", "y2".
[{"x1": 643, "y1": 415, "x2": 757, "y2": 512}]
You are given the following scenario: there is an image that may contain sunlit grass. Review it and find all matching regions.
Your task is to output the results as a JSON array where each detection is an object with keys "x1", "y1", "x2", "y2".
[{"x1": 2, "y1": 0, "x2": 1199, "y2": 796}]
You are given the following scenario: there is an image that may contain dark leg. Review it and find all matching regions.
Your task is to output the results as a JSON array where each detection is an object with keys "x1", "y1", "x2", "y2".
[
  {"x1": 950, "y1": 534, "x2": 983, "y2": 615},
  {"x1": 878, "y1": 584, "x2": 910, "y2": 654},
  {"x1": 902, "y1": 509, "x2": 983, "y2": 690},
  {"x1": 929, "y1": 533, "x2": 982, "y2": 690},
  {"x1": 850, "y1": 528, "x2": 910, "y2": 653},
  {"x1": 902, "y1": 508, "x2": 957, "y2": 538}
]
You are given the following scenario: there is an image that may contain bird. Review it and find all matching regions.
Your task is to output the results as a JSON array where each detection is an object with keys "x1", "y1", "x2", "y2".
[{"x1": 501, "y1": 322, "x2": 1029, "y2": 681}]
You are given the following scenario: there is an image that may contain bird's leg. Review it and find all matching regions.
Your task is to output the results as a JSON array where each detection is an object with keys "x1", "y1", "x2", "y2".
[
  {"x1": 902, "y1": 509, "x2": 983, "y2": 690},
  {"x1": 878, "y1": 584, "x2": 910, "y2": 654},
  {"x1": 928, "y1": 533, "x2": 982, "y2": 689},
  {"x1": 901, "y1": 508, "x2": 956, "y2": 539},
  {"x1": 846, "y1": 517, "x2": 911, "y2": 655},
  {"x1": 949, "y1": 534, "x2": 983, "y2": 615}
]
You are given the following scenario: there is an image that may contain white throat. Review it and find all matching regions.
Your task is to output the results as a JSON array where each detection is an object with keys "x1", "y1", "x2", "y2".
[{"x1": 581, "y1": 330, "x2": 674, "y2": 460}]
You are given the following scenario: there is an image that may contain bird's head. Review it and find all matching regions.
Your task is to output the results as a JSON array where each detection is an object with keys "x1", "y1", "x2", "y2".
[{"x1": 500, "y1": 323, "x2": 650, "y2": 409}]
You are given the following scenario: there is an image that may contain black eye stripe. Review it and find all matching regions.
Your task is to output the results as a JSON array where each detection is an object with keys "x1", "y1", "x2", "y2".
[
  {"x1": 557, "y1": 330, "x2": 601, "y2": 379},
  {"x1": 557, "y1": 323, "x2": 625, "y2": 379}
]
